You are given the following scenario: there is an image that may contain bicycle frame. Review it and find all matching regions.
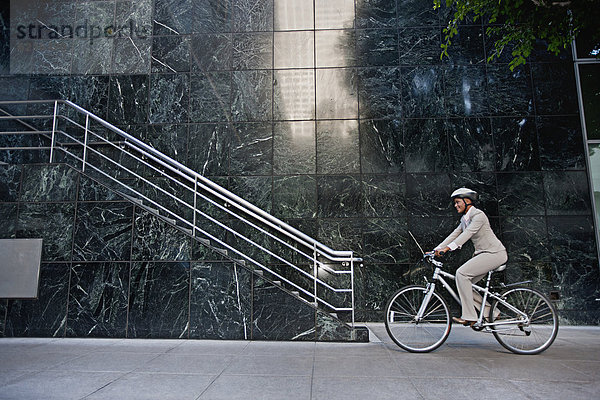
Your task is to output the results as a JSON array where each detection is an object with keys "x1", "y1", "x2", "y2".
[{"x1": 417, "y1": 259, "x2": 529, "y2": 329}]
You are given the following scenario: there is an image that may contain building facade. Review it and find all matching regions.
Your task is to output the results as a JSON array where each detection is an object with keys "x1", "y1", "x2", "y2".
[{"x1": 0, "y1": 0, "x2": 598, "y2": 338}]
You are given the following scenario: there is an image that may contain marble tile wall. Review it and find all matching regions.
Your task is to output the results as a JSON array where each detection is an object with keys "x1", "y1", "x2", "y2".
[
  {"x1": 0, "y1": 164, "x2": 367, "y2": 339},
  {"x1": 0, "y1": 0, "x2": 598, "y2": 327}
]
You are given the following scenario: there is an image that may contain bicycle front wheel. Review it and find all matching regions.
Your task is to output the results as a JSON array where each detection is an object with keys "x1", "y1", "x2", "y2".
[
  {"x1": 489, "y1": 287, "x2": 559, "y2": 355},
  {"x1": 384, "y1": 285, "x2": 451, "y2": 353}
]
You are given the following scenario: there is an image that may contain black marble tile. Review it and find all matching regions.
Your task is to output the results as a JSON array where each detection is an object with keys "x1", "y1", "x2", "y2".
[
  {"x1": 77, "y1": 174, "x2": 123, "y2": 202},
  {"x1": 273, "y1": 121, "x2": 316, "y2": 175},
  {"x1": 317, "y1": 218, "x2": 363, "y2": 253},
  {"x1": 143, "y1": 124, "x2": 189, "y2": 162},
  {"x1": 230, "y1": 122, "x2": 272, "y2": 175},
  {"x1": 74, "y1": 202, "x2": 134, "y2": 262},
  {"x1": 190, "y1": 262, "x2": 252, "y2": 339},
  {"x1": 274, "y1": 31, "x2": 314, "y2": 69},
  {"x1": 252, "y1": 275, "x2": 316, "y2": 340},
  {"x1": 447, "y1": 117, "x2": 495, "y2": 172},
  {"x1": 151, "y1": 36, "x2": 191, "y2": 73},
  {"x1": 71, "y1": 38, "x2": 114, "y2": 75},
  {"x1": 405, "y1": 173, "x2": 453, "y2": 217},
  {"x1": 273, "y1": 69, "x2": 316, "y2": 121},
  {"x1": 0, "y1": 203, "x2": 17, "y2": 239},
  {"x1": 317, "y1": 176, "x2": 362, "y2": 218},
  {"x1": 407, "y1": 216, "x2": 456, "y2": 259},
  {"x1": 442, "y1": 26, "x2": 485, "y2": 65},
  {"x1": 315, "y1": 30, "x2": 356, "y2": 68},
  {"x1": 356, "y1": 0, "x2": 397, "y2": 28},
  {"x1": 396, "y1": 0, "x2": 440, "y2": 27},
  {"x1": 132, "y1": 209, "x2": 191, "y2": 261},
  {"x1": 192, "y1": 0, "x2": 232, "y2": 33},
  {"x1": 501, "y1": 216, "x2": 549, "y2": 263},
  {"x1": 232, "y1": 70, "x2": 273, "y2": 121},
  {"x1": 28, "y1": 76, "x2": 71, "y2": 103},
  {"x1": 356, "y1": 29, "x2": 399, "y2": 67},
  {"x1": 19, "y1": 164, "x2": 78, "y2": 202},
  {"x1": 398, "y1": 27, "x2": 441, "y2": 65},
  {"x1": 315, "y1": 0, "x2": 355, "y2": 29},
  {"x1": 0, "y1": 165, "x2": 21, "y2": 202},
  {"x1": 316, "y1": 120, "x2": 360, "y2": 174},
  {"x1": 149, "y1": 74, "x2": 189, "y2": 124},
  {"x1": 401, "y1": 66, "x2": 445, "y2": 117},
  {"x1": 190, "y1": 34, "x2": 232, "y2": 72},
  {"x1": 116, "y1": 0, "x2": 153, "y2": 37},
  {"x1": 316, "y1": 311, "x2": 364, "y2": 341},
  {"x1": 531, "y1": 62, "x2": 579, "y2": 115},
  {"x1": 492, "y1": 117, "x2": 540, "y2": 171},
  {"x1": 189, "y1": 72, "x2": 232, "y2": 123},
  {"x1": 4, "y1": 263, "x2": 70, "y2": 337},
  {"x1": 486, "y1": 64, "x2": 534, "y2": 116},
  {"x1": 444, "y1": 65, "x2": 487, "y2": 116},
  {"x1": 17, "y1": 202, "x2": 75, "y2": 262},
  {"x1": 358, "y1": 67, "x2": 402, "y2": 119},
  {"x1": 450, "y1": 172, "x2": 498, "y2": 216},
  {"x1": 112, "y1": 38, "x2": 152, "y2": 74},
  {"x1": 232, "y1": 33, "x2": 273, "y2": 70},
  {"x1": 537, "y1": 116, "x2": 586, "y2": 171},
  {"x1": 363, "y1": 174, "x2": 405, "y2": 217},
  {"x1": 544, "y1": 171, "x2": 592, "y2": 216},
  {"x1": 232, "y1": 0, "x2": 274, "y2": 32},
  {"x1": 316, "y1": 69, "x2": 358, "y2": 119},
  {"x1": 547, "y1": 216, "x2": 597, "y2": 265},
  {"x1": 363, "y1": 263, "x2": 412, "y2": 319},
  {"x1": 69, "y1": 76, "x2": 110, "y2": 121},
  {"x1": 153, "y1": 0, "x2": 195, "y2": 35},
  {"x1": 404, "y1": 118, "x2": 448, "y2": 173},
  {"x1": 360, "y1": 119, "x2": 404, "y2": 174},
  {"x1": 128, "y1": 261, "x2": 190, "y2": 338},
  {"x1": 0, "y1": 77, "x2": 30, "y2": 102},
  {"x1": 497, "y1": 172, "x2": 546, "y2": 216},
  {"x1": 363, "y1": 218, "x2": 410, "y2": 264},
  {"x1": 273, "y1": 175, "x2": 317, "y2": 219},
  {"x1": 186, "y1": 123, "x2": 231, "y2": 176},
  {"x1": 66, "y1": 262, "x2": 130, "y2": 338},
  {"x1": 229, "y1": 176, "x2": 272, "y2": 213},
  {"x1": 108, "y1": 75, "x2": 149, "y2": 125}
]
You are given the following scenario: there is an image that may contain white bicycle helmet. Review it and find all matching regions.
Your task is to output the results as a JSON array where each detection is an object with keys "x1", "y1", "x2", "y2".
[{"x1": 450, "y1": 187, "x2": 478, "y2": 202}]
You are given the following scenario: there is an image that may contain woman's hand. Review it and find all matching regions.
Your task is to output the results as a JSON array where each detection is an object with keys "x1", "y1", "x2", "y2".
[{"x1": 434, "y1": 247, "x2": 450, "y2": 257}]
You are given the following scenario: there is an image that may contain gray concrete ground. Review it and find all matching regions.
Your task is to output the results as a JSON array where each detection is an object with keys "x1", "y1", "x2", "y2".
[{"x1": 0, "y1": 323, "x2": 598, "y2": 400}]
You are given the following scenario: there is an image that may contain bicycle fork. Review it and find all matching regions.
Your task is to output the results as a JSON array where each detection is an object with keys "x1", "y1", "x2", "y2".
[{"x1": 415, "y1": 282, "x2": 437, "y2": 322}]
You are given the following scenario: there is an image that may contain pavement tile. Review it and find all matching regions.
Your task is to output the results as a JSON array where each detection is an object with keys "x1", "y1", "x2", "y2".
[
  {"x1": 85, "y1": 372, "x2": 215, "y2": 400},
  {"x1": 198, "y1": 375, "x2": 312, "y2": 400},
  {"x1": 312, "y1": 376, "x2": 422, "y2": 400},
  {"x1": 0, "y1": 370, "x2": 123, "y2": 400}
]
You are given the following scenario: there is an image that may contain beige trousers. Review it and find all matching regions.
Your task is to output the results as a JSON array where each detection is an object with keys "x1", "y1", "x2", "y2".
[{"x1": 456, "y1": 250, "x2": 508, "y2": 321}]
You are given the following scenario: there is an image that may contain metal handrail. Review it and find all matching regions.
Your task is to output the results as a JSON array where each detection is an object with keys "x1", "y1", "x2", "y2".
[
  {"x1": 0, "y1": 99, "x2": 358, "y2": 261},
  {"x1": 0, "y1": 99, "x2": 359, "y2": 324}
]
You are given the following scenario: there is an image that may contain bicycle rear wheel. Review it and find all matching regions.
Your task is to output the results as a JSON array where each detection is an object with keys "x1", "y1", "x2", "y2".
[
  {"x1": 489, "y1": 287, "x2": 558, "y2": 355},
  {"x1": 384, "y1": 285, "x2": 451, "y2": 353}
]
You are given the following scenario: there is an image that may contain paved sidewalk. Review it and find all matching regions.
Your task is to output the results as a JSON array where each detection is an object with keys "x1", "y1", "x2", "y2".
[{"x1": 0, "y1": 323, "x2": 598, "y2": 400}]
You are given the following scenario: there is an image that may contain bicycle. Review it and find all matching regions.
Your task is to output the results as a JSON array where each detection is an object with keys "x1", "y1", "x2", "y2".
[{"x1": 384, "y1": 253, "x2": 559, "y2": 354}]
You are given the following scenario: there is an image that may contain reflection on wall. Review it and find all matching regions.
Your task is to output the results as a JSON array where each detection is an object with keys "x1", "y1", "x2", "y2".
[{"x1": 0, "y1": 0, "x2": 599, "y2": 331}]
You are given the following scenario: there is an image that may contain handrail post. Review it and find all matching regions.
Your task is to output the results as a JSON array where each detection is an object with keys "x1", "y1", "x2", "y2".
[
  {"x1": 192, "y1": 176, "x2": 198, "y2": 237},
  {"x1": 350, "y1": 254, "x2": 355, "y2": 328},
  {"x1": 82, "y1": 114, "x2": 89, "y2": 172},
  {"x1": 313, "y1": 244, "x2": 318, "y2": 306},
  {"x1": 49, "y1": 100, "x2": 58, "y2": 163}
]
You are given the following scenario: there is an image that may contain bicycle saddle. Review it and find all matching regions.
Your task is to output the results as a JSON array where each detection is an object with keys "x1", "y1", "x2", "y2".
[{"x1": 494, "y1": 264, "x2": 507, "y2": 272}]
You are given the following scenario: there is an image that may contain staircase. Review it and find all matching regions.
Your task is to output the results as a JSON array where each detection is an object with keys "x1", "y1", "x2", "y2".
[{"x1": 0, "y1": 99, "x2": 364, "y2": 337}]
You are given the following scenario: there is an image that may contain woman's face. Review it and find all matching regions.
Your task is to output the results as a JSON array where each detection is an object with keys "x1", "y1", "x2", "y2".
[{"x1": 454, "y1": 198, "x2": 468, "y2": 213}]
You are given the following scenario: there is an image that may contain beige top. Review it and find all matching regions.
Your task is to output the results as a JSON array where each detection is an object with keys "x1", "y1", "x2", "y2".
[{"x1": 435, "y1": 207, "x2": 506, "y2": 256}]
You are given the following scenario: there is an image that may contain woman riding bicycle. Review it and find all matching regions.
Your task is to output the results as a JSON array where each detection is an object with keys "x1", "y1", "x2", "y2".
[{"x1": 430, "y1": 188, "x2": 508, "y2": 326}]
